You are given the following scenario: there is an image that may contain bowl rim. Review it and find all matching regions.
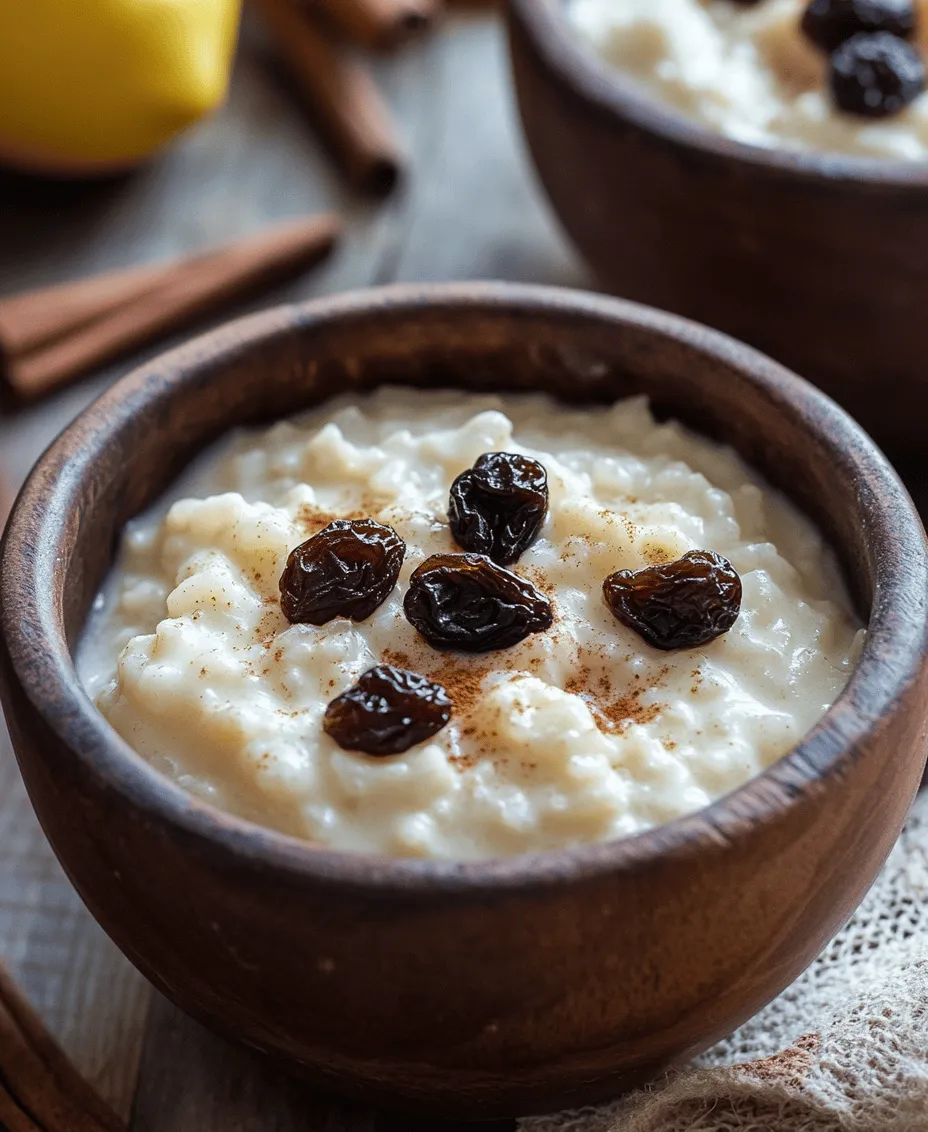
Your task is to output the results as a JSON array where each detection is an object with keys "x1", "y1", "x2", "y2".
[
  {"x1": 2, "y1": 281, "x2": 926, "y2": 893},
  {"x1": 506, "y1": 0, "x2": 928, "y2": 188}
]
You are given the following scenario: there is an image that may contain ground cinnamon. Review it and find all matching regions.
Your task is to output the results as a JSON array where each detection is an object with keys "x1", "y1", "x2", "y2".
[
  {"x1": 0, "y1": 213, "x2": 341, "y2": 402},
  {"x1": 0, "y1": 959, "x2": 125, "y2": 1132},
  {"x1": 305, "y1": 0, "x2": 436, "y2": 50},
  {"x1": 253, "y1": 0, "x2": 404, "y2": 194}
]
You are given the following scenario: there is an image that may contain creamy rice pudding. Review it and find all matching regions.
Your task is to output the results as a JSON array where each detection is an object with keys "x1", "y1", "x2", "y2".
[
  {"x1": 78, "y1": 389, "x2": 864, "y2": 859},
  {"x1": 569, "y1": 0, "x2": 928, "y2": 158}
]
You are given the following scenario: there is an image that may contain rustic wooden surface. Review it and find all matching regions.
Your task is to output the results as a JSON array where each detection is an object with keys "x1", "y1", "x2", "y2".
[{"x1": 0, "y1": 11, "x2": 584, "y2": 1129}]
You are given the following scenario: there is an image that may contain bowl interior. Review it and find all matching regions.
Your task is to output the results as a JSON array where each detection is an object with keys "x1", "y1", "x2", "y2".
[{"x1": 3, "y1": 283, "x2": 924, "y2": 879}]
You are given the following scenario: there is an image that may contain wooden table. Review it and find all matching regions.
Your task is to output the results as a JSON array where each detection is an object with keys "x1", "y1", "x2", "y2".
[{"x1": 0, "y1": 11, "x2": 586, "y2": 1129}]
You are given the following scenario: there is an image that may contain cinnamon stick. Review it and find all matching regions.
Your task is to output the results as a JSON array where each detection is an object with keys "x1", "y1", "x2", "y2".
[
  {"x1": 253, "y1": 0, "x2": 404, "y2": 194},
  {"x1": 1, "y1": 212, "x2": 341, "y2": 401},
  {"x1": 0, "y1": 959, "x2": 125, "y2": 1132},
  {"x1": 0, "y1": 1088, "x2": 42, "y2": 1132},
  {"x1": 303, "y1": 0, "x2": 437, "y2": 50},
  {"x1": 0, "y1": 260, "x2": 181, "y2": 359}
]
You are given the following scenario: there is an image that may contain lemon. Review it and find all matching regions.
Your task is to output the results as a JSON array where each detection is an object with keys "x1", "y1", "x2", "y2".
[{"x1": 0, "y1": 0, "x2": 241, "y2": 174}]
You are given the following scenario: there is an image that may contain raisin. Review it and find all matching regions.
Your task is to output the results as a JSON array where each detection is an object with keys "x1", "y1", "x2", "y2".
[
  {"x1": 603, "y1": 550, "x2": 742, "y2": 651},
  {"x1": 279, "y1": 519, "x2": 405, "y2": 625},
  {"x1": 448, "y1": 452, "x2": 549, "y2": 565},
  {"x1": 802, "y1": 0, "x2": 916, "y2": 51},
  {"x1": 404, "y1": 552, "x2": 553, "y2": 652},
  {"x1": 830, "y1": 31, "x2": 925, "y2": 116},
  {"x1": 324, "y1": 665, "x2": 452, "y2": 756}
]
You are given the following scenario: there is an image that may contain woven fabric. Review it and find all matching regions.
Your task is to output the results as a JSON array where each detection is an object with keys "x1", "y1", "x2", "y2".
[{"x1": 522, "y1": 790, "x2": 928, "y2": 1132}]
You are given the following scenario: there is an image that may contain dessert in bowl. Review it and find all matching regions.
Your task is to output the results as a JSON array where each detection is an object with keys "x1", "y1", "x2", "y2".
[
  {"x1": 1, "y1": 284, "x2": 927, "y2": 1116},
  {"x1": 506, "y1": 0, "x2": 928, "y2": 455},
  {"x1": 570, "y1": 0, "x2": 928, "y2": 159},
  {"x1": 79, "y1": 389, "x2": 864, "y2": 859}
]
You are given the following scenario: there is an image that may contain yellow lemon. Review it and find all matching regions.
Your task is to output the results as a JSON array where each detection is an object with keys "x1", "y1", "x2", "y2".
[{"x1": 0, "y1": 0, "x2": 241, "y2": 174}]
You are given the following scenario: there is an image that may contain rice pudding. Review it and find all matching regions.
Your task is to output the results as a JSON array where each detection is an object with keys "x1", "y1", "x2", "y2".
[
  {"x1": 569, "y1": 0, "x2": 928, "y2": 158},
  {"x1": 78, "y1": 389, "x2": 864, "y2": 860}
]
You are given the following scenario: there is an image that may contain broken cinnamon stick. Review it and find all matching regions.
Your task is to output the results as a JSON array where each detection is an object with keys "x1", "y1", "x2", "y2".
[
  {"x1": 304, "y1": 0, "x2": 437, "y2": 50},
  {"x1": 0, "y1": 958, "x2": 126, "y2": 1132},
  {"x1": 253, "y1": 0, "x2": 404, "y2": 194},
  {"x1": 1, "y1": 212, "x2": 341, "y2": 402}
]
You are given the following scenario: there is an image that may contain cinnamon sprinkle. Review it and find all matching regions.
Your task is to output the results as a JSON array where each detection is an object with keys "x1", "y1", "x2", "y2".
[
  {"x1": 567, "y1": 658, "x2": 670, "y2": 734},
  {"x1": 516, "y1": 564, "x2": 556, "y2": 595},
  {"x1": 295, "y1": 497, "x2": 386, "y2": 535},
  {"x1": 381, "y1": 648, "x2": 493, "y2": 771},
  {"x1": 594, "y1": 688, "x2": 663, "y2": 733},
  {"x1": 380, "y1": 634, "x2": 674, "y2": 760},
  {"x1": 382, "y1": 648, "x2": 491, "y2": 722},
  {"x1": 425, "y1": 659, "x2": 491, "y2": 719}
]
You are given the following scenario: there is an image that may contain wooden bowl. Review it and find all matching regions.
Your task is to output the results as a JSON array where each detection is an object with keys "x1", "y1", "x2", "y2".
[
  {"x1": 1, "y1": 283, "x2": 927, "y2": 1119},
  {"x1": 505, "y1": 0, "x2": 928, "y2": 457}
]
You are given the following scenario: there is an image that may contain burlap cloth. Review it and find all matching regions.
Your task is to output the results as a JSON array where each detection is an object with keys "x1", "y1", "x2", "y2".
[{"x1": 522, "y1": 789, "x2": 928, "y2": 1132}]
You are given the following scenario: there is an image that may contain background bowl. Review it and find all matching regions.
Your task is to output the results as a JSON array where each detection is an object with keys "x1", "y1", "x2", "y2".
[
  {"x1": 506, "y1": 0, "x2": 928, "y2": 458},
  {"x1": 1, "y1": 283, "x2": 927, "y2": 1118}
]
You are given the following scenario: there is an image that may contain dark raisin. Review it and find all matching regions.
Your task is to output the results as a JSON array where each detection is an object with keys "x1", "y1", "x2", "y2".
[
  {"x1": 404, "y1": 552, "x2": 553, "y2": 652},
  {"x1": 830, "y1": 31, "x2": 925, "y2": 116},
  {"x1": 802, "y1": 0, "x2": 916, "y2": 51},
  {"x1": 603, "y1": 550, "x2": 742, "y2": 652},
  {"x1": 448, "y1": 452, "x2": 549, "y2": 565},
  {"x1": 324, "y1": 665, "x2": 452, "y2": 756},
  {"x1": 279, "y1": 519, "x2": 405, "y2": 625}
]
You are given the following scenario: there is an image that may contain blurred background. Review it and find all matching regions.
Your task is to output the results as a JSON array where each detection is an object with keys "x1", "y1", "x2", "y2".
[{"x1": 0, "y1": 2, "x2": 588, "y2": 489}]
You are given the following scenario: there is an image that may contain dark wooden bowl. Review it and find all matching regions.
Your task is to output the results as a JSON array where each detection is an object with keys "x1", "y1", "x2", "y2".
[
  {"x1": 1, "y1": 284, "x2": 927, "y2": 1119},
  {"x1": 506, "y1": 0, "x2": 928, "y2": 457}
]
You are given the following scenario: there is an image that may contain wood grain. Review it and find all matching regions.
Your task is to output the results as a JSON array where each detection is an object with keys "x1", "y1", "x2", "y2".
[
  {"x1": 0, "y1": 472, "x2": 13, "y2": 535},
  {"x1": 0, "y1": 957, "x2": 126, "y2": 1131},
  {"x1": 0, "y1": 724, "x2": 151, "y2": 1119},
  {"x1": 1, "y1": 447, "x2": 144, "y2": 1116},
  {"x1": 130, "y1": 995, "x2": 353, "y2": 1131}
]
